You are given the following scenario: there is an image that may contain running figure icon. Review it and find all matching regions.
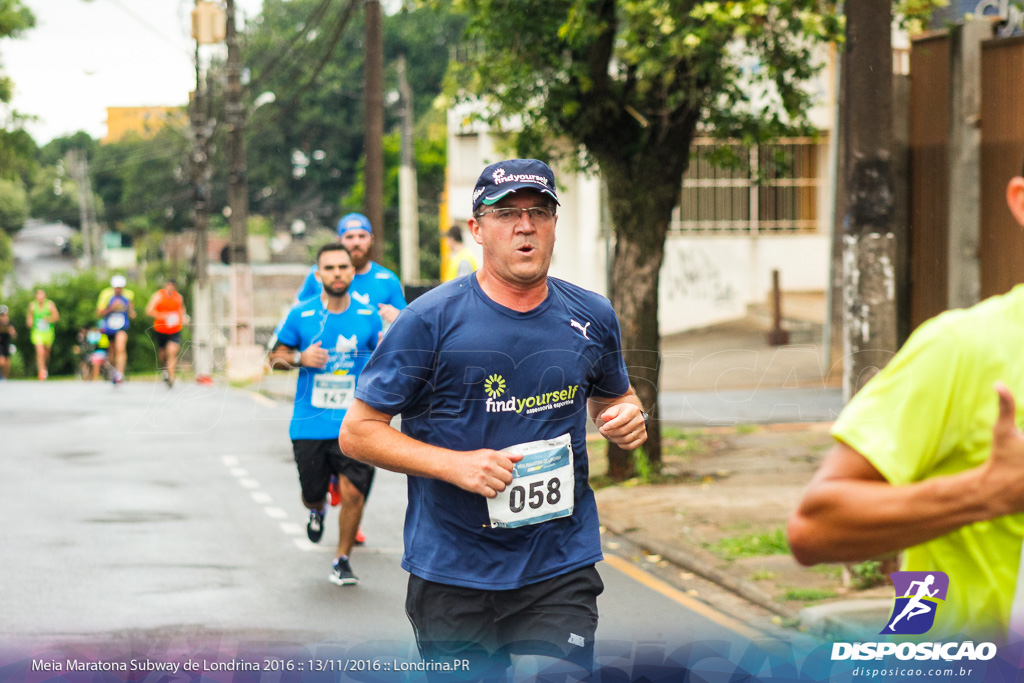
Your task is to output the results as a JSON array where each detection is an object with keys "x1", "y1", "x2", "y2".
[{"x1": 888, "y1": 574, "x2": 939, "y2": 632}]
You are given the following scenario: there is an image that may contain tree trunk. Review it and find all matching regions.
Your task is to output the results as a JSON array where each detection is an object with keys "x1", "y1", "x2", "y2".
[{"x1": 600, "y1": 163, "x2": 677, "y2": 480}]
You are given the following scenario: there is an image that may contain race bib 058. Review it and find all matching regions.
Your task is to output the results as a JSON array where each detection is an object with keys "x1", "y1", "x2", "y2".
[{"x1": 487, "y1": 433, "x2": 575, "y2": 529}]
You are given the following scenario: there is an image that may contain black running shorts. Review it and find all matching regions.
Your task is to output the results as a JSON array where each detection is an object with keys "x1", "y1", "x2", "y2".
[
  {"x1": 153, "y1": 330, "x2": 182, "y2": 348},
  {"x1": 291, "y1": 439, "x2": 375, "y2": 504},
  {"x1": 405, "y1": 564, "x2": 603, "y2": 678}
]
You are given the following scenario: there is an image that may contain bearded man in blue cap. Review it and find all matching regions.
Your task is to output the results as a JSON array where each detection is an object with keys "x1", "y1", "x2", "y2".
[{"x1": 295, "y1": 212, "x2": 407, "y2": 328}]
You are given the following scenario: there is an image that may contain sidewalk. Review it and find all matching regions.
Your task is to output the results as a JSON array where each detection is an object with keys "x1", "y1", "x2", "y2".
[{"x1": 595, "y1": 293, "x2": 890, "y2": 640}]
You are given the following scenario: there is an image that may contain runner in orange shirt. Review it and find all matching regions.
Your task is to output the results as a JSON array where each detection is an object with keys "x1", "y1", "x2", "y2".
[{"x1": 145, "y1": 279, "x2": 187, "y2": 388}]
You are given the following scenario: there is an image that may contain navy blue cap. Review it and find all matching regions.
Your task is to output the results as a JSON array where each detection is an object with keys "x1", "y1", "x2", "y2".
[{"x1": 472, "y1": 159, "x2": 560, "y2": 213}]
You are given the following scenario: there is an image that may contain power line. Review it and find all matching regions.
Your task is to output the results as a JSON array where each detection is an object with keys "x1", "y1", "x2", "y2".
[
  {"x1": 247, "y1": 0, "x2": 334, "y2": 84},
  {"x1": 104, "y1": 0, "x2": 194, "y2": 59},
  {"x1": 278, "y1": 0, "x2": 360, "y2": 114}
]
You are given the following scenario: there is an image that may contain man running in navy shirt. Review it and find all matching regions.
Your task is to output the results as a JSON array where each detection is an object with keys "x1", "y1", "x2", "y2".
[
  {"x1": 341, "y1": 159, "x2": 647, "y2": 678},
  {"x1": 270, "y1": 243, "x2": 382, "y2": 586}
]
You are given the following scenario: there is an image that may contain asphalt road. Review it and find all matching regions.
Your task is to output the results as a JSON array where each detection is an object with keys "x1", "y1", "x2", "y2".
[{"x1": 0, "y1": 379, "x2": 768, "y2": 680}]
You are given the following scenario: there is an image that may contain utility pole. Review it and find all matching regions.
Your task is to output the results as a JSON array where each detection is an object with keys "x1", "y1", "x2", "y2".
[
  {"x1": 364, "y1": 0, "x2": 385, "y2": 264},
  {"x1": 841, "y1": 0, "x2": 898, "y2": 400},
  {"x1": 66, "y1": 150, "x2": 100, "y2": 269},
  {"x1": 224, "y1": 0, "x2": 256, "y2": 353},
  {"x1": 397, "y1": 54, "x2": 419, "y2": 283},
  {"x1": 190, "y1": 32, "x2": 215, "y2": 384}
]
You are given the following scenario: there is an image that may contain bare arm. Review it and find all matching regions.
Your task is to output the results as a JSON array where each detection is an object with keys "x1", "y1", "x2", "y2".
[
  {"x1": 266, "y1": 341, "x2": 328, "y2": 371},
  {"x1": 588, "y1": 386, "x2": 646, "y2": 450},
  {"x1": 787, "y1": 382, "x2": 1024, "y2": 565},
  {"x1": 144, "y1": 293, "x2": 160, "y2": 319},
  {"x1": 339, "y1": 399, "x2": 522, "y2": 498}
]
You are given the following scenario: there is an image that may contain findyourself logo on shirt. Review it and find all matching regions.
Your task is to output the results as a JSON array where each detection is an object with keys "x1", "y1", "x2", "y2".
[{"x1": 482, "y1": 372, "x2": 580, "y2": 416}]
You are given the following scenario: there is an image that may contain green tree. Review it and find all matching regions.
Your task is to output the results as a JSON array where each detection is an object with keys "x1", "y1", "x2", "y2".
[
  {"x1": 91, "y1": 128, "x2": 192, "y2": 233},
  {"x1": 0, "y1": 0, "x2": 33, "y2": 103},
  {"x1": 0, "y1": 177, "x2": 28, "y2": 233},
  {"x1": 241, "y1": 1, "x2": 463, "y2": 230},
  {"x1": 0, "y1": 1, "x2": 37, "y2": 188},
  {"x1": 29, "y1": 165, "x2": 81, "y2": 228},
  {"x1": 343, "y1": 105, "x2": 449, "y2": 276},
  {"x1": 443, "y1": 0, "x2": 943, "y2": 479}
]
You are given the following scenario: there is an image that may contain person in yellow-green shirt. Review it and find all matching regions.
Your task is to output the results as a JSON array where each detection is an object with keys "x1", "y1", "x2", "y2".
[
  {"x1": 26, "y1": 289, "x2": 59, "y2": 380},
  {"x1": 441, "y1": 224, "x2": 478, "y2": 282},
  {"x1": 788, "y1": 162, "x2": 1024, "y2": 641}
]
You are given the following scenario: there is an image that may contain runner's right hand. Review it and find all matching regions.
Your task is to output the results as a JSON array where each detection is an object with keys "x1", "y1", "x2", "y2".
[
  {"x1": 302, "y1": 341, "x2": 329, "y2": 369},
  {"x1": 451, "y1": 449, "x2": 524, "y2": 498},
  {"x1": 983, "y1": 381, "x2": 1024, "y2": 515}
]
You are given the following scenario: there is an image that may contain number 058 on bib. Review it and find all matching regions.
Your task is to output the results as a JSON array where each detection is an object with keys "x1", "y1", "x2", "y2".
[{"x1": 487, "y1": 433, "x2": 575, "y2": 529}]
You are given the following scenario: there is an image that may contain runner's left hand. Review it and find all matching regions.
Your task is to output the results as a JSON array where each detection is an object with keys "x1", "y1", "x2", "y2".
[
  {"x1": 596, "y1": 403, "x2": 646, "y2": 450},
  {"x1": 378, "y1": 304, "x2": 400, "y2": 324}
]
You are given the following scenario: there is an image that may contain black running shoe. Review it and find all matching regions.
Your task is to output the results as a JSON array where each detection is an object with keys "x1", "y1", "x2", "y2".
[
  {"x1": 306, "y1": 508, "x2": 325, "y2": 543},
  {"x1": 329, "y1": 556, "x2": 358, "y2": 586}
]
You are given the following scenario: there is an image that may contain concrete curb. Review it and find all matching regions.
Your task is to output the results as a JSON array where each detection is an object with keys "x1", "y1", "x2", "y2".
[{"x1": 601, "y1": 520, "x2": 799, "y2": 621}]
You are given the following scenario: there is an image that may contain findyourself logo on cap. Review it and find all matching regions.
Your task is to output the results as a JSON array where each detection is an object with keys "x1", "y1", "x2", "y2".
[{"x1": 883, "y1": 571, "x2": 949, "y2": 635}]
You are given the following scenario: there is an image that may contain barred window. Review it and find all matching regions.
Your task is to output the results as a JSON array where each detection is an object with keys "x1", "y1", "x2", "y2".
[{"x1": 673, "y1": 137, "x2": 825, "y2": 234}]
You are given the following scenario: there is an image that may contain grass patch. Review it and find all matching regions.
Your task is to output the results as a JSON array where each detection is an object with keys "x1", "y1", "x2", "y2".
[
  {"x1": 810, "y1": 564, "x2": 844, "y2": 580},
  {"x1": 735, "y1": 424, "x2": 758, "y2": 435},
  {"x1": 750, "y1": 568, "x2": 778, "y2": 581},
  {"x1": 849, "y1": 560, "x2": 886, "y2": 590},
  {"x1": 706, "y1": 528, "x2": 789, "y2": 559},
  {"x1": 781, "y1": 587, "x2": 838, "y2": 602}
]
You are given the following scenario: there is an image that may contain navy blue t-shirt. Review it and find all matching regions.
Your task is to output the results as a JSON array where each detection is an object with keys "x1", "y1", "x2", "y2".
[
  {"x1": 278, "y1": 296, "x2": 382, "y2": 440},
  {"x1": 355, "y1": 274, "x2": 630, "y2": 589}
]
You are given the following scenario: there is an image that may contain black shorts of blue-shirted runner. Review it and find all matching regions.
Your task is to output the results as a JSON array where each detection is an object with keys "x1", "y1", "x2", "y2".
[
  {"x1": 292, "y1": 438, "x2": 375, "y2": 505},
  {"x1": 405, "y1": 565, "x2": 603, "y2": 681}
]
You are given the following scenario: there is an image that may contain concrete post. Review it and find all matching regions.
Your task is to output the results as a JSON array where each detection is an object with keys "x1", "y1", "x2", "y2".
[{"x1": 946, "y1": 19, "x2": 992, "y2": 311}]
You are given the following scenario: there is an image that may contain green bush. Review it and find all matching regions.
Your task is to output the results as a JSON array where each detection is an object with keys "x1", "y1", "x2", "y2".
[{"x1": 4, "y1": 271, "x2": 173, "y2": 378}]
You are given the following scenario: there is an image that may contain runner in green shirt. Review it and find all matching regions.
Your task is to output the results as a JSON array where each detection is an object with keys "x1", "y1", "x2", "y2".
[
  {"x1": 788, "y1": 161, "x2": 1024, "y2": 641},
  {"x1": 26, "y1": 289, "x2": 59, "y2": 381}
]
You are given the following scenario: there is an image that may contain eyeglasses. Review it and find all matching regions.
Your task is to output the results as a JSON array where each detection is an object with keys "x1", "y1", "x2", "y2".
[{"x1": 474, "y1": 206, "x2": 555, "y2": 225}]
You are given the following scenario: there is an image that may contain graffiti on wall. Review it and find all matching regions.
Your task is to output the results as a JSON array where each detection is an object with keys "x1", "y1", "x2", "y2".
[{"x1": 662, "y1": 243, "x2": 739, "y2": 305}]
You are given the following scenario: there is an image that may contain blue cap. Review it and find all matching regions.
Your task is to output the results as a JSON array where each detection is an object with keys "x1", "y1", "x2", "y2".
[
  {"x1": 337, "y1": 212, "x2": 372, "y2": 236},
  {"x1": 472, "y1": 159, "x2": 560, "y2": 213}
]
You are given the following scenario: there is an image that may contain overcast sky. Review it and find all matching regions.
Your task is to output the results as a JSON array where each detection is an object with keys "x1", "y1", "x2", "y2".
[{"x1": 1, "y1": 0, "x2": 263, "y2": 145}]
